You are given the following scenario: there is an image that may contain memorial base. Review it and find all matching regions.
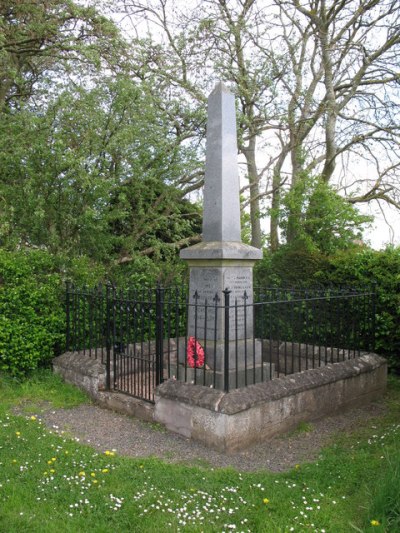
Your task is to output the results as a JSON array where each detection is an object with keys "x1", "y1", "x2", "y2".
[
  {"x1": 177, "y1": 338, "x2": 263, "y2": 372},
  {"x1": 169, "y1": 362, "x2": 275, "y2": 391}
]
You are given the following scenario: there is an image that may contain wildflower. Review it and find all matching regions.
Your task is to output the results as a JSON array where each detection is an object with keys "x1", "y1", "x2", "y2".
[
  {"x1": 12, "y1": 459, "x2": 17, "y2": 464},
  {"x1": 30, "y1": 416, "x2": 37, "y2": 421},
  {"x1": 90, "y1": 473, "x2": 96, "y2": 477},
  {"x1": 102, "y1": 469, "x2": 109, "y2": 473},
  {"x1": 79, "y1": 471, "x2": 86, "y2": 477},
  {"x1": 371, "y1": 520, "x2": 380, "y2": 526},
  {"x1": 50, "y1": 469, "x2": 55, "y2": 474},
  {"x1": 104, "y1": 450, "x2": 115, "y2": 456},
  {"x1": 15, "y1": 432, "x2": 21, "y2": 436},
  {"x1": 295, "y1": 464, "x2": 300, "y2": 470},
  {"x1": 263, "y1": 498, "x2": 270, "y2": 505}
]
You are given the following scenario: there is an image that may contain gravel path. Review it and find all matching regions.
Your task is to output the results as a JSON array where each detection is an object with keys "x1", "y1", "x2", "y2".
[{"x1": 34, "y1": 399, "x2": 386, "y2": 472}]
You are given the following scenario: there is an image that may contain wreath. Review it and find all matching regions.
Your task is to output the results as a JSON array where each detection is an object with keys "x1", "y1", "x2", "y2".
[{"x1": 187, "y1": 336, "x2": 205, "y2": 368}]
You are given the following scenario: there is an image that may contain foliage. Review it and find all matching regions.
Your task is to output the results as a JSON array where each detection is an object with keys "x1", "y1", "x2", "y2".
[
  {"x1": 364, "y1": 450, "x2": 400, "y2": 532},
  {"x1": 0, "y1": 246, "x2": 189, "y2": 376},
  {"x1": 255, "y1": 244, "x2": 330, "y2": 288},
  {"x1": 119, "y1": 0, "x2": 400, "y2": 248},
  {"x1": 0, "y1": 0, "x2": 122, "y2": 110},
  {"x1": 255, "y1": 245, "x2": 400, "y2": 372},
  {"x1": 280, "y1": 175, "x2": 372, "y2": 254},
  {"x1": 320, "y1": 247, "x2": 400, "y2": 371},
  {"x1": 109, "y1": 255, "x2": 188, "y2": 288},
  {"x1": 0, "y1": 250, "x2": 65, "y2": 376},
  {"x1": 0, "y1": 76, "x2": 201, "y2": 261}
]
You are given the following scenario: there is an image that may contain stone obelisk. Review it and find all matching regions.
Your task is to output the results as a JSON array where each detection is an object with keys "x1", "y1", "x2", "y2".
[{"x1": 180, "y1": 82, "x2": 262, "y2": 378}]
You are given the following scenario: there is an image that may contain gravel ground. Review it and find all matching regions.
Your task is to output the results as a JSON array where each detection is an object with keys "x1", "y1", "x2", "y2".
[{"x1": 31, "y1": 399, "x2": 387, "y2": 473}]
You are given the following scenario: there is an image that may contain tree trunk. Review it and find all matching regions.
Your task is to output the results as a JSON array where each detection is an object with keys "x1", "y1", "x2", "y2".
[
  {"x1": 269, "y1": 149, "x2": 288, "y2": 252},
  {"x1": 286, "y1": 138, "x2": 303, "y2": 244},
  {"x1": 243, "y1": 137, "x2": 262, "y2": 249}
]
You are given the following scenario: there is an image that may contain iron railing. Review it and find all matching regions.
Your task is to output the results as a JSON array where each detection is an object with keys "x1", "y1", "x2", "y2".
[{"x1": 65, "y1": 283, "x2": 375, "y2": 401}]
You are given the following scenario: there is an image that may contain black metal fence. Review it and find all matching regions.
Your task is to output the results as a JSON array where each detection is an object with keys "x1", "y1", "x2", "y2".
[{"x1": 66, "y1": 283, "x2": 375, "y2": 402}]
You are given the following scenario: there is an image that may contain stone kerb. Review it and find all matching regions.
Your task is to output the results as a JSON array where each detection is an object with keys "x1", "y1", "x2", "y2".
[{"x1": 154, "y1": 353, "x2": 387, "y2": 452}]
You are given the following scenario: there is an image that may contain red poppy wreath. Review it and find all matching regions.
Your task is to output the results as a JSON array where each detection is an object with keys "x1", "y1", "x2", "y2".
[{"x1": 186, "y1": 336, "x2": 205, "y2": 368}]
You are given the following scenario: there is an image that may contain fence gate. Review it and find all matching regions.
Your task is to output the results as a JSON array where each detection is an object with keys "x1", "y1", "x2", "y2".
[{"x1": 105, "y1": 287, "x2": 166, "y2": 403}]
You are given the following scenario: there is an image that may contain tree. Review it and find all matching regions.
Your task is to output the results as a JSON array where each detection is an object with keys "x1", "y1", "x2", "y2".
[
  {"x1": 0, "y1": 0, "x2": 122, "y2": 111},
  {"x1": 280, "y1": 174, "x2": 372, "y2": 254},
  {"x1": 0, "y1": 76, "x2": 201, "y2": 261},
  {"x1": 270, "y1": 0, "x2": 400, "y2": 247},
  {"x1": 116, "y1": 0, "x2": 400, "y2": 250}
]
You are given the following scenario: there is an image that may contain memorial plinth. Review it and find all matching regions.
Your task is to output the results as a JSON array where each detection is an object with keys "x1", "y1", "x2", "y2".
[{"x1": 180, "y1": 82, "x2": 262, "y2": 380}]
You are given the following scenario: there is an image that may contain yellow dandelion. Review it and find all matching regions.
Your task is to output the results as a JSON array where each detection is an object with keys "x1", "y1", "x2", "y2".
[
  {"x1": 371, "y1": 520, "x2": 380, "y2": 526},
  {"x1": 47, "y1": 460, "x2": 53, "y2": 465},
  {"x1": 102, "y1": 468, "x2": 109, "y2": 473},
  {"x1": 43, "y1": 472, "x2": 48, "y2": 476},
  {"x1": 92, "y1": 480, "x2": 98, "y2": 484},
  {"x1": 51, "y1": 457, "x2": 56, "y2": 462},
  {"x1": 295, "y1": 464, "x2": 300, "y2": 470},
  {"x1": 12, "y1": 459, "x2": 17, "y2": 464},
  {"x1": 104, "y1": 450, "x2": 111, "y2": 456},
  {"x1": 15, "y1": 431, "x2": 21, "y2": 436},
  {"x1": 263, "y1": 498, "x2": 270, "y2": 504},
  {"x1": 30, "y1": 416, "x2": 37, "y2": 421},
  {"x1": 91, "y1": 472, "x2": 96, "y2": 477},
  {"x1": 50, "y1": 469, "x2": 55, "y2": 474},
  {"x1": 79, "y1": 471, "x2": 85, "y2": 477},
  {"x1": 65, "y1": 451, "x2": 69, "y2": 455}
]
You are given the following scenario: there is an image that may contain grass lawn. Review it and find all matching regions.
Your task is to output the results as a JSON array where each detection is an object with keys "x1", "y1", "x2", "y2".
[{"x1": 0, "y1": 371, "x2": 399, "y2": 533}]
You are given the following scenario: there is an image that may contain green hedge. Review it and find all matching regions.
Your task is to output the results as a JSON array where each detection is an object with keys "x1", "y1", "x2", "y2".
[
  {"x1": 0, "y1": 249, "x2": 186, "y2": 377},
  {"x1": 255, "y1": 245, "x2": 400, "y2": 372},
  {"x1": 0, "y1": 250, "x2": 65, "y2": 376}
]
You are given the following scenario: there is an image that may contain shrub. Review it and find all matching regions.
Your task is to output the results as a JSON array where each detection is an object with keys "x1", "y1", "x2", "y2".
[
  {"x1": 0, "y1": 250, "x2": 65, "y2": 376},
  {"x1": 321, "y1": 247, "x2": 400, "y2": 371},
  {"x1": 0, "y1": 248, "x2": 186, "y2": 376},
  {"x1": 255, "y1": 246, "x2": 400, "y2": 372}
]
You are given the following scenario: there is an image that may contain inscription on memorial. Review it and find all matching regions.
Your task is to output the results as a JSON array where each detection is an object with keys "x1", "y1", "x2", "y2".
[{"x1": 188, "y1": 267, "x2": 254, "y2": 340}]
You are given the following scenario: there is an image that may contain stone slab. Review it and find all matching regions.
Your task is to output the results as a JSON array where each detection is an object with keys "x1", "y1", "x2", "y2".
[
  {"x1": 154, "y1": 353, "x2": 387, "y2": 452},
  {"x1": 170, "y1": 362, "x2": 274, "y2": 390},
  {"x1": 180, "y1": 241, "x2": 262, "y2": 261}
]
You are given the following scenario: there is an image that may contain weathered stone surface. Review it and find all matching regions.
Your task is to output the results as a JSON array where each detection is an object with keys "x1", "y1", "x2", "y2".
[
  {"x1": 180, "y1": 241, "x2": 262, "y2": 261},
  {"x1": 202, "y1": 82, "x2": 241, "y2": 243},
  {"x1": 169, "y1": 361, "x2": 273, "y2": 389},
  {"x1": 261, "y1": 340, "x2": 355, "y2": 374},
  {"x1": 96, "y1": 391, "x2": 154, "y2": 422},
  {"x1": 53, "y1": 351, "x2": 106, "y2": 397},
  {"x1": 53, "y1": 351, "x2": 154, "y2": 422},
  {"x1": 154, "y1": 353, "x2": 387, "y2": 452},
  {"x1": 54, "y1": 350, "x2": 387, "y2": 452}
]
